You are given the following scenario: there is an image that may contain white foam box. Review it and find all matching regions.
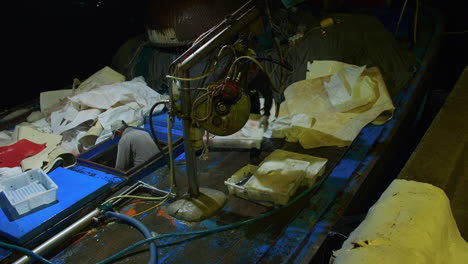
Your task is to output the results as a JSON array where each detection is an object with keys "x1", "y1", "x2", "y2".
[
  {"x1": 259, "y1": 149, "x2": 328, "y2": 187},
  {"x1": 224, "y1": 164, "x2": 259, "y2": 202},
  {"x1": 225, "y1": 150, "x2": 328, "y2": 206},
  {"x1": 225, "y1": 160, "x2": 308, "y2": 206},
  {"x1": 0, "y1": 168, "x2": 58, "y2": 216},
  {"x1": 244, "y1": 158, "x2": 309, "y2": 205}
]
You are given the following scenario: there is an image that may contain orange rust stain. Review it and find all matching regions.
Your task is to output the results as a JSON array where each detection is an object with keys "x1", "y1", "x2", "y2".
[
  {"x1": 71, "y1": 229, "x2": 97, "y2": 245},
  {"x1": 122, "y1": 207, "x2": 138, "y2": 216},
  {"x1": 157, "y1": 208, "x2": 194, "y2": 227},
  {"x1": 120, "y1": 200, "x2": 145, "y2": 216},
  {"x1": 156, "y1": 207, "x2": 177, "y2": 226},
  {"x1": 72, "y1": 235, "x2": 87, "y2": 245}
]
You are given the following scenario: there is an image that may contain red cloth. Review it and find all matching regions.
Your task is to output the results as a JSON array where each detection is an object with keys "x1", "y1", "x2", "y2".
[{"x1": 0, "y1": 139, "x2": 46, "y2": 168}]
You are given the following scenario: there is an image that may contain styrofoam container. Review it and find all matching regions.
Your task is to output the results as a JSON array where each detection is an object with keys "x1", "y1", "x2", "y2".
[
  {"x1": 244, "y1": 159, "x2": 308, "y2": 205},
  {"x1": 224, "y1": 164, "x2": 259, "y2": 202},
  {"x1": 259, "y1": 149, "x2": 328, "y2": 187},
  {"x1": 225, "y1": 150, "x2": 328, "y2": 206},
  {"x1": 0, "y1": 168, "x2": 58, "y2": 216},
  {"x1": 225, "y1": 159, "x2": 308, "y2": 206}
]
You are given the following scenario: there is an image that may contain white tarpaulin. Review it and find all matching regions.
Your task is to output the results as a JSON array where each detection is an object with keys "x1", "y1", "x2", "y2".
[
  {"x1": 333, "y1": 179, "x2": 468, "y2": 264},
  {"x1": 75, "y1": 66, "x2": 125, "y2": 94},
  {"x1": 306, "y1": 60, "x2": 352, "y2": 80},
  {"x1": 50, "y1": 106, "x2": 102, "y2": 135},
  {"x1": 268, "y1": 62, "x2": 394, "y2": 149},
  {"x1": 49, "y1": 76, "x2": 166, "y2": 139},
  {"x1": 324, "y1": 65, "x2": 377, "y2": 112},
  {"x1": 40, "y1": 89, "x2": 74, "y2": 113},
  {"x1": 0, "y1": 68, "x2": 167, "y2": 175},
  {"x1": 69, "y1": 77, "x2": 160, "y2": 110}
]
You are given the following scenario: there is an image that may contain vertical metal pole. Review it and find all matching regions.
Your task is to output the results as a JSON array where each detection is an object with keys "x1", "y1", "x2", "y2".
[{"x1": 179, "y1": 68, "x2": 200, "y2": 197}]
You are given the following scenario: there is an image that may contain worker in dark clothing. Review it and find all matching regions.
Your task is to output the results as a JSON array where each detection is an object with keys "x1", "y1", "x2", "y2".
[
  {"x1": 247, "y1": 63, "x2": 273, "y2": 128},
  {"x1": 111, "y1": 120, "x2": 159, "y2": 171},
  {"x1": 246, "y1": 63, "x2": 273, "y2": 165}
]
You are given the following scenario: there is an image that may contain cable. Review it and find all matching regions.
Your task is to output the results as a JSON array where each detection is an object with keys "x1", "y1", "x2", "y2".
[
  {"x1": 413, "y1": 0, "x2": 419, "y2": 43},
  {"x1": 227, "y1": 55, "x2": 281, "y2": 93},
  {"x1": 190, "y1": 83, "x2": 221, "y2": 122},
  {"x1": 216, "y1": 45, "x2": 237, "y2": 60},
  {"x1": 130, "y1": 113, "x2": 176, "y2": 217},
  {"x1": 166, "y1": 44, "x2": 237, "y2": 83},
  {"x1": 200, "y1": 130, "x2": 210, "y2": 160},
  {"x1": 103, "y1": 194, "x2": 167, "y2": 204},
  {"x1": 100, "y1": 100, "x2": 176, "y2": 214},
  {"x1": 104, "y1": 211, "x2": 158, "y2": 264},
  {"x1": 148, "y1": 100, "x2": 171, "y2": 168},
  {"x1": 270, "y1": 22, "x2": 289, "y2": 40},
  {"x1": 166, "y1": 72, "x2": 213, "y2": 82},
  {"x1": 0, "y1": 241, "x2": 53, "y2": 264},
  {"x1": 395, "y1": 0, "x2": 408, "y2": 37},
  {"x1": 254, "y1": 57, "x2": 293, "y2": 71}
]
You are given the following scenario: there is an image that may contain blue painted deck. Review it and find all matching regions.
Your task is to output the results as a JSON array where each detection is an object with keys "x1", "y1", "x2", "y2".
[{"x1": 0, "y1": 167, "x2": 111, "y2": 245}]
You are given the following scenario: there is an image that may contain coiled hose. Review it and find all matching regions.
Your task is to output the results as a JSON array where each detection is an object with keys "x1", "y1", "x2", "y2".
[
  {"x1": 148, "y1": 100, "x2": 170, "y2": 166},
  {"x1": 104, "y1": 211, "x2": 158, "y2": 264}
]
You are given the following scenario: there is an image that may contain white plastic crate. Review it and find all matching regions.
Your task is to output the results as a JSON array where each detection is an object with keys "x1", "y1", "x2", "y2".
[{"x1": 0, "y1": 168, "x2": 58, "y2": 216}]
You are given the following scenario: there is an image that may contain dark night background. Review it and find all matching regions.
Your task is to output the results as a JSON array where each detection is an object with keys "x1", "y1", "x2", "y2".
[
  {"x1": 2, "y1": 0, "x2": 148, "y2": 110},
  {"x1": 2, "y1": 0, "x2": 467, "y2": 111}
]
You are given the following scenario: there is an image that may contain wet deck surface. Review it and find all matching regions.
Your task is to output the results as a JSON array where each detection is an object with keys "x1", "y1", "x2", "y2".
[{"x1": 52, "y1": 140, "x2": 348, "y2": 264}]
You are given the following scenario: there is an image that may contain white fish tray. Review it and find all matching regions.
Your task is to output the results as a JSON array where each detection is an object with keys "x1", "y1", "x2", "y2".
[{"x1": 0, "y1": 168, "x2": 58, "y2": 216}]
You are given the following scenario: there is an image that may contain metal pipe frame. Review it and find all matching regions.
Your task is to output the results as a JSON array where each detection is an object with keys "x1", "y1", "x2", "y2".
[
  {"x1": 179, "y1": 68, "x2": 201, "y2": 197},
  {"x1": 168, "y1": 0, "x2": 256, "y2": 73},
  {"x1": 173, "y1": 0, "x2": 260, "y2": 199},
  {"x1": 178, "y1": 5, "x2": 259, "y2": 71}
]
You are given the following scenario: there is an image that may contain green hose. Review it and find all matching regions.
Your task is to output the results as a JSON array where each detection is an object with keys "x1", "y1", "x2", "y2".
[{"x1": 0, "y1": 241, "x2": 53, "y2": 264}]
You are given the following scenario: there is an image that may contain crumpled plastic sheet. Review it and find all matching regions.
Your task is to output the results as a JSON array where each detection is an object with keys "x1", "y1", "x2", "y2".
[
  {"x1": 48, "y1": 76, "x2": 167, "y2": 151},
  {"x1": 267, "y1": 65, "x2": 394, "y2": 149}
]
